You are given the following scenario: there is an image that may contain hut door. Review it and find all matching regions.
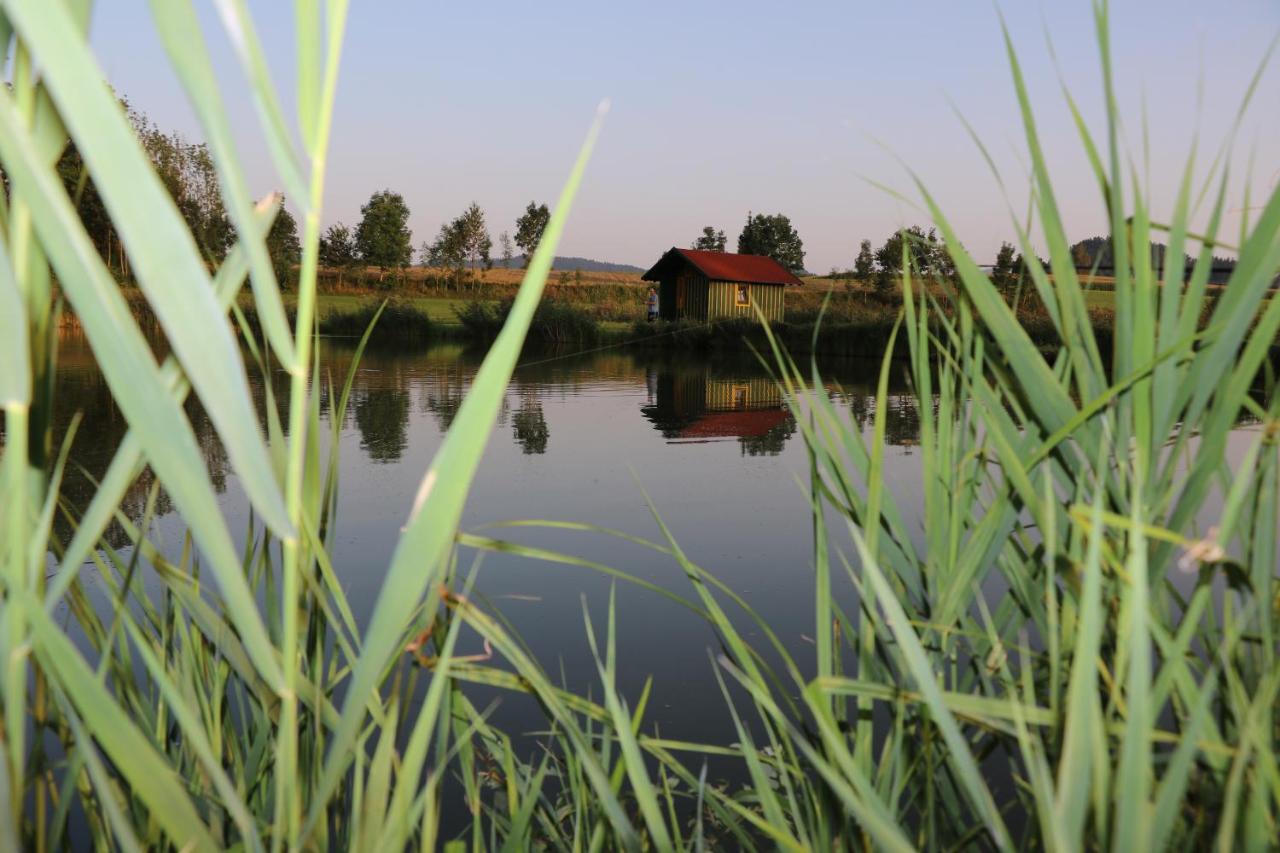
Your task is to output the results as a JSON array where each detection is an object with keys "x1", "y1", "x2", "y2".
[{"x1": 675, "y1": 279, "x2": 686, "y2": 313}]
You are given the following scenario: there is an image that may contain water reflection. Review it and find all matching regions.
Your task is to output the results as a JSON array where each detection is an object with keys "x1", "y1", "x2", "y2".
[
  {"x1": 354, "y1": 385, "x2": 410, "y2": 463},
  {"x1": 511, "y1": 392, "x2": 549, "y2": 455},
  {"x1": 45, "y1": 333, "x2": 232, "y2": 549},
  {"x1": 848, "y1": 392, "x2": 923, "y2": 449},
  {"x1": 640, "y1": 366, "x2": 795, "y2": 456},
  {"x1": 38, "y1": 334, "x2": 919, "y2": 555}
]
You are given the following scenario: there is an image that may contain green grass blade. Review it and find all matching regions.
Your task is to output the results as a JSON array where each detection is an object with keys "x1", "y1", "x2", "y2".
[
  {"x1": 0, "y1": 234, "x2": 29, "y2": 407},
  {"x1": 3, "y1": 0, "x2": 293, "y2": 540},
  {"x1": 844, "y1": 522, "x2": 1014, "y2": 851},
  {"x1": 306, "y1": 103, "x2": 607, "y2": 828},
  {"x1": 143, "y1": 0, "x2": 299, "y2": 371},
  {"x1": 26, "y1": 599, "x2": 219, "y2": 853},
  {"x1": 209, "y1": 0, "x2": 308, "y2": 200},
  {"x1": 0, "y1": 85, "x2": 286, "y2": 689},
  {"x1": 46, "y1": 195, "x2": 277, "y2": 609}
]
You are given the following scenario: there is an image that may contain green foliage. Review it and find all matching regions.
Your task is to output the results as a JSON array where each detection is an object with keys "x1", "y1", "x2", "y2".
[
  {"x1": 514, "y1": 200, "x2": 550, "y2": 267},
  {"x1": 692, "y1": 225, "x2": 726, "y2": 251},
  {"x1": 992, "y1": 239, "x2": 1019, "y2": 291},
  {"x1": 455, "y1": 297, "x2": 600, "y2": 344},
  {"x1": 427, "y1": 202, "x2": 492, "y2": 278},
  {"x1": 872, "y1": 224, "x2": 952, "y2": 289},
  {"x1": 266, "y1": 201, "x2": 301, "y2": 285},
  {"x1": 52, "y1": 100, "x2": 234, "y2": 275},
  {"x1": 853, "y1": 237, "x2": 874, "y2": 281},
  {"x1": 737, "y1": 210, "x2": 805, "y2": 272},
  {"x1": 318, "y1": 301, "x2": 433, "y2": 339},
  {"x1": 355, "y1": 188, "x2": 413, "y2": 272},
  {"x1": 131, "y1": 107, "x2": 234, "y2": 264},
  {"x1": 318, "y1": 221, "x2": 357, "y2": 270}
]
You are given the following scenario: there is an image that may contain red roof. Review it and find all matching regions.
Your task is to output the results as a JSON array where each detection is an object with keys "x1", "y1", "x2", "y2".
[
  {"x1": 643, "y1": 248, "x2": 804, "y2": 286},
  {"x1": 676, "y1": 408, "x2": 791, "y2": 439}
]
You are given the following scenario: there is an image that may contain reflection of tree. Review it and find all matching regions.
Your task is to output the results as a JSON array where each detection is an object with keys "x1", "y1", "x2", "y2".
[
  {"x1": 422, "y1": 371, "x2": 467, "y2": 432},
  {"x1": 849, "y1": 393, "x2": 871, "y2": 431},
  {"x1": 739, "y1": 416, "x2": 795, "y2": 457},
  {"x1": 883, "y1": 396, "x2": 920, "y2": 447},
  {"x1": 845, "y1": 393, "x2": 923, "y2": 447},
  {"x1": 354, "y1": 386, "x2": 410, "y2": 463},
  {"x1": 511, "y1": 402, "x2": 549, "y2": 454},
  {"x1": 424, "y1": 391, "x2": 462, "y2": 432},
  {"x1": 45, "y1": 334, "x2": 233, "y2": 550}
]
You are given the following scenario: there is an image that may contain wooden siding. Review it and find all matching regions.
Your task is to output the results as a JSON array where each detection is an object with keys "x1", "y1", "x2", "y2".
[
  {"x1": 705, "y1": 377, "x2": 784, "y2": 411},
  {"x1": 658, "y1": 274, "x2": 786, "y2": 323},
  {"x1": 707, "y1": 281, "x2": 785, "y2": 322},
  {"x1": 659, "y1": 269, "x2": 709, "y2": 321}
]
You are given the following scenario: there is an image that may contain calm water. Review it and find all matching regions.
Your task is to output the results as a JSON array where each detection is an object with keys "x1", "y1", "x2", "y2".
[{"x1": 50, "y1": 334, "x2": 928, "y2": 747}]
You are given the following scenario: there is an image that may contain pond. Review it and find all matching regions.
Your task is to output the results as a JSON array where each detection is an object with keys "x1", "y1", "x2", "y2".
[{"x1": 50, "y1": 333, "x2": 926, "y2": 751}]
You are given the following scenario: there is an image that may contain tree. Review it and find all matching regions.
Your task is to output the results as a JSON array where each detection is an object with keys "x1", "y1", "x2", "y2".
[
  {"x1": 426, "y1": 222, "x2": 465, "y2": 278},
  {"x1": 498, "y1": 231, "x2": 514, "y2": 268},
  {"x1": 873, "y1": 225, "x2": 944, "y2": 291},
  {"x1": 318, "y1": 222, "x2": 357, "y2": 283},
  {"x1": 53, "y1": 99, "x2": 238, "y2": 278},
  {"x1": 131, "y1": 107, "x2": 232, "y2": 263},
  {"x1": 853, "y1": 239, "x2": 874, "y2": 283},
  {"x1": 428, "y1": 203, "x2": 493, "y2": 284},
  {"x1": 57, "y1": 139, "x2": 120, "y2": 275},
  {"x1": 266, "y1": 203, "x2": 301, "y2": 286},
  {"x1": 692, "y1": 226, "x2": 726, "y2": 252},
  {"x1": 737, "y1": 211, "x2": 805, "y2": 273},
  {"x1": 992, "y1": 241, "x2": 1019, "y2": 292},
  {"x1": 456, "y1": 202, "x2": 492, "y2": 271},
  {"x1": 355, "y1": 189, "x2": 413, "y2": 277},
  {"x1": 514, "y1": 201, "x2": 550, "y2": 267},
  {"x1": 1071, "y1": 239, "x2": 1098, "y2": 268}
]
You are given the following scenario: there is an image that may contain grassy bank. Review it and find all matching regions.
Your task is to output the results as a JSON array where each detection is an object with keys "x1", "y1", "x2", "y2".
[
  {"x1": 4, "y1": 3, "x2": 1279, "y2": 852},
  {"x1": 79, "y1": 282, "x2": 1112, "y2": 358}
]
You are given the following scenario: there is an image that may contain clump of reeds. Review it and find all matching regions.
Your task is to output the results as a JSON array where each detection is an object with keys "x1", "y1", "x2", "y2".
[{"x1": 1, "y1": 0, "x2": 1277, "y2": 850}]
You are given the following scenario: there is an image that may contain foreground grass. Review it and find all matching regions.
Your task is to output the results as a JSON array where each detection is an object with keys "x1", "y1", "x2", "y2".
[{"x1": 2, "y1": 1, "x2": 1278, "y2": 851}]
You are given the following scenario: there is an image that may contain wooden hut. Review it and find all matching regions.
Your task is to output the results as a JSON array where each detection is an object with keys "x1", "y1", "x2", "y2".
[
  {"x1": 640, "y1": 367, "x2": 791, "y2": 446},
  {"x1": 641, "y1": 248, "x2": 803, "y2": 322}
]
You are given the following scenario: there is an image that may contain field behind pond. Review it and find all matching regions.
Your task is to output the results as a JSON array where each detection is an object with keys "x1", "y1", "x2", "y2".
[{"x1": 296, "y1": 265, "x2": 1126, "y2": 328}]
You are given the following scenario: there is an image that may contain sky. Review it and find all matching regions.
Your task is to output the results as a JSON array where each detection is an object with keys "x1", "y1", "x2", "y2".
[{"x1": 90, "y1": 1, "x2": 1280, "y2": 272}]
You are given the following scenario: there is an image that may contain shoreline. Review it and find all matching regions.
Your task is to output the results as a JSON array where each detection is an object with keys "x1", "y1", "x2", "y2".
[{"x1": 60, "y1": 283, "x2": 1119, "y2": 359}]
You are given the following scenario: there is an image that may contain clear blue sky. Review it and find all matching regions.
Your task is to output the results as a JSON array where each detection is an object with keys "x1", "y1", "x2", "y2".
[{"x1": 91, "y1": 1, "x2": 1279, "y2": 272}]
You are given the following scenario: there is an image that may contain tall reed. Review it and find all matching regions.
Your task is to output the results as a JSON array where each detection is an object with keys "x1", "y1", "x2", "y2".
[{"x1": 0, "y1": 0, "x2": 1277, "y2": 850}]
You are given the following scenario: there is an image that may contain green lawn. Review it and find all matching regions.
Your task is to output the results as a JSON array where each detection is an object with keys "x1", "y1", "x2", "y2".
[
  {"x1": 303, "y1": 293, "x2": 633, "y2": 333},
  {"x1": 312, "y1": 293, "x2": 473, "y2": 325}
]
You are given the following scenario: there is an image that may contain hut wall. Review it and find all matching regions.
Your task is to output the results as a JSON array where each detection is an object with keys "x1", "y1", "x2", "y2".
[
  {"x1": 658, "y1": 277, "x2": 677, "y2": 319},
  {"x1": 706, "y1": 281, "x2": 785, "y2": 322},
  {"x1": 662, "y1": 269, "x2": 708, "y2": 321},
  {"x1": 705, "y1": 377, "x2": 783, "y2": 410}
]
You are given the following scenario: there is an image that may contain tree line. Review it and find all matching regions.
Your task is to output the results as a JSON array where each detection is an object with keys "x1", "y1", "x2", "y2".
[
  {"x1": 50, "y1": 100, "x2": 303, "y2": 285},
  {"x1": 37, "y1": 99, "x2": 555, "y2": 288},
  {"x1": 314, "y1": 196, "x2": 558, "y2": 285},
  {"x1": 49, "y1": 101, "x2": 1230, "y2": 293}
]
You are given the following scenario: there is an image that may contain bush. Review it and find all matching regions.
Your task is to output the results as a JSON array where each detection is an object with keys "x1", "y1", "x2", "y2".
[
  {"x1": 319, "y1": 301, "x2": 434, "y2": 339},
  {"x1": 456, "y1": 298, "x2": 600, "y2": 345}
]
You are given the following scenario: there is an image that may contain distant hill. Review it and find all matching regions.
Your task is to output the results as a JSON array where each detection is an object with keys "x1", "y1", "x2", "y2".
[
  {"x1": 492, "y1": 255, "x2": 645, "y2": 274},
  {"x1": 1070, "y1": 235, "x2": 1236, "y2": 282}
]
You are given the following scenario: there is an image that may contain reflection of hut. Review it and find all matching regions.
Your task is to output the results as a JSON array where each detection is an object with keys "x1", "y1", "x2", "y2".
[
  {"x1": 641, "y1": 368, "x2": 794, "y2": 454},
  {"x1": 641, "y1": 248, "x2": 802, "y2": 322}
]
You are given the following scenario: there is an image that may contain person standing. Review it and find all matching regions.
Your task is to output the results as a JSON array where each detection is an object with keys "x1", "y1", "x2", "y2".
[{"x1": 646, "y1": 286, "x2": 659, "y2": 322}]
